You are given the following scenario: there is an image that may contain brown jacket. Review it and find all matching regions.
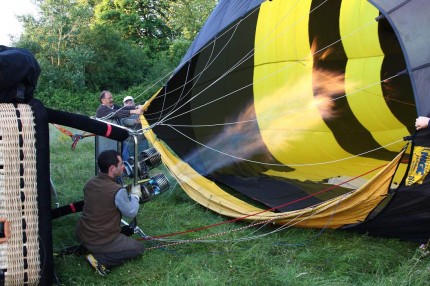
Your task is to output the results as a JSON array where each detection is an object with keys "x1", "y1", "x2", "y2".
[{"x1": 76, "y1": 173, "x2": 121, "y2": 245}]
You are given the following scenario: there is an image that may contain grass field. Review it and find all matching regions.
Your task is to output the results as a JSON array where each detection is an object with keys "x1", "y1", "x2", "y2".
[{"x1": 49, "y1": 126, "x2": 430, "y2": 286}]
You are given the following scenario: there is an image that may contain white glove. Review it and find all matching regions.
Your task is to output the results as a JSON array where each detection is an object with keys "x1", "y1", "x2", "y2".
[
  {"x1": 129, "y1": 185, "x2": 142, "y2": 200},
  {"x1": 416, "y1": 116, "x2": 430, "y2": 130}
]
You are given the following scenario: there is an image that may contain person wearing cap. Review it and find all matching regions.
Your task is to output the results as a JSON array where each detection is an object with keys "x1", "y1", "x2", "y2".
[
  {"x1": 96, "y1": 91, "x2": 145, "y2": 161},
  {"x1": 96, "y1": 91, "x2": 143, "y2": 121},
  {"x1": 123, "y1": 95, "x2": 134, "y2": 106},
  {"x1": 121, "y1": 96, "x2": 149, "y2": 160}
]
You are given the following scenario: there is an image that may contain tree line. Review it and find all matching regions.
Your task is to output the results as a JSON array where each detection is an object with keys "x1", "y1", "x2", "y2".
[{"x1": 13, "y1": 0, "x2": 216, "y2": 114}]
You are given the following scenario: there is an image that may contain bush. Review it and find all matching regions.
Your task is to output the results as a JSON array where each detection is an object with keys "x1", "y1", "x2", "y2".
[{"x1": 36, "y1": 88, "x2": 99, "y2": 115}]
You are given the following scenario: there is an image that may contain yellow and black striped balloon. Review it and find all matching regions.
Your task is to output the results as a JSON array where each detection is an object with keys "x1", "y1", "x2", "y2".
[{"x1": 143, "y1": 0, "x2": 419, "y2": 229}]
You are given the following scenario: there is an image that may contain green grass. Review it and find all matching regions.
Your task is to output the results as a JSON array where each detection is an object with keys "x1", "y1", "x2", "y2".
[{"x1": 50, "y1": 126, "x2": 430, "y2": 285}]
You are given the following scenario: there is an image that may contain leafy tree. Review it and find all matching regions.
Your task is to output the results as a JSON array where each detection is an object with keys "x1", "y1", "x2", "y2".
[
  {"x1": 18, "y1": 0, "x2": 94, "y2": 92},
  {"x1": 158, "y1": 0, "x2": 217, "y2": 69},
  {"x1": 94, "y1": 0, "x2": 174, "y2": 57},
  {"x1": 25, "y1": 0, "x2": 93, "y2": 67},
  {"x1": 13, "y1": 0, "x2": 217, "y2": 112},
  {"x1": 79, "y1": 24, "x2": 150, "y2": 91},
  {"x1": 167, "y1": 0, "x2": 217, "y2": 41}
]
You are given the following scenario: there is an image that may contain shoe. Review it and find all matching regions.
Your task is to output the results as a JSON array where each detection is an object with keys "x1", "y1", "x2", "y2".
[{"x1": 86, "y1": 254, "x2": 110, "y2": 276}]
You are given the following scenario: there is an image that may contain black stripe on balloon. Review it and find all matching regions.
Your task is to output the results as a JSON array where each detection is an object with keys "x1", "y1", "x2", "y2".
[
  {"x1": 309, "y1": 0, "x2": 396, "y2": 161},
  {"x1": 150, "y1": 6, "x2": 291, "y2": 177},
  {"x1": 377, "y1": 15, "x2": 416, "y2": 135}
]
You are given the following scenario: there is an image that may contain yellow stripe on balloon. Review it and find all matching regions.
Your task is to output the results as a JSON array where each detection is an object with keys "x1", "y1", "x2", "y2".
[{"x1": 340, "y1": 0, "x2": 409, "y2": 152}]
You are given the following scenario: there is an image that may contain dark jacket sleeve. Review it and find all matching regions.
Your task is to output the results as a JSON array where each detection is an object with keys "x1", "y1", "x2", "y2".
[
  {"x1": 47, "y1": 108, "x2": 129, "y2": 141},
  {"x1": 96, "y1": 104, "x2": 134, "y2": 119}
]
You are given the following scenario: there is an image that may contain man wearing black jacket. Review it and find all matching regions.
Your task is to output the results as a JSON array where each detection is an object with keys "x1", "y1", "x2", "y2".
[{"x1": 96, "y1": 90, "x2": 143, "y2": 121}]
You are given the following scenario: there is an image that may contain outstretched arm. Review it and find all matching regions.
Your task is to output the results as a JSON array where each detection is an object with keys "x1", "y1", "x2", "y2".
[
  {"x1": 47, "y1": 108, "x2": 128, "y2": 141},
  {"x1": 96, "y1": 105, "x2": 141, "y2": 119}
]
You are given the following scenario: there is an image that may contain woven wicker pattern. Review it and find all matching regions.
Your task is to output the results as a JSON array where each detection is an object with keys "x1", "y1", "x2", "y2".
[{"x1": 0, "y1": 103, "x2": 40, "y2": 285}]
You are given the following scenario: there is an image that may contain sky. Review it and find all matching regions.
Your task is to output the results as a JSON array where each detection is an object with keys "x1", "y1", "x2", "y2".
[{"x1": 0, "y1": 0, "x2": 39, "y2": 46}]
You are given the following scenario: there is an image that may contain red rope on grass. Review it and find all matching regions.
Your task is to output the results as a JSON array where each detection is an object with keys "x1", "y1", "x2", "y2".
[{"x1": 142, "y1": 162, "x2": 388, "y2": 241}]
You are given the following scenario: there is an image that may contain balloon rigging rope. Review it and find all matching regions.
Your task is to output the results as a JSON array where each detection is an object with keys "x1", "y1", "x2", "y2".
[
  {"x1": 150, "y1": 0, "x2": 288, "y2": 121},
  {"x1": 150, "y1": 198, "x2": 340, "y2": 245},
  {"x1": 142, "y1": 157, "x2": 394, "y2": 248},
  {"x1": 154, "y1": 19, "x2": 241, "y2": 124},
  {"x1": 152, "y1": 1, "x2": 372, "y2": 123},
  {"x1": 156, "y1": 71, "x2": 402, "y2": 129},
  {"x1": 135, "y1": 70, "x2": 403, "y2": 135},
  {"x1": 149, "y1": 0, "x2": 333, "y2": 122},
  {"x1": 154, "y1": 16, "x2": 384, "y2": 127},
  {"x1": 143, "y1": 190, "x2": 347, "y2": 249},
  {"x1": 143, "y1": 159, "x2": 387, "y2": 246},
  {"x1": 97, "y1": 68, "x2": 173, "y2": 121},
  {"x1": 149, "y1": 0, "x2": 324, "y2": 125},
  {"x1": 141, "y1": 148, "x2": 395, "y2": 248},
  {"x1": 144, "y1": 207, "x2": 324, "y2": 247},
  {"x1": 164, "y1": 124, "x2": 403, "y2": 167},
  {"x1": 95, "y1": 3, "x2": 406, "y2": 248},
  {"x1": 143, "y1": 145, "x2": 406, "y2": 250},
  {"x1": 101, "y1": 3, "x2": 265, "y2": 121},
  {"x1": 145, "y1": 0, "x2": 292, "y2": 114}
]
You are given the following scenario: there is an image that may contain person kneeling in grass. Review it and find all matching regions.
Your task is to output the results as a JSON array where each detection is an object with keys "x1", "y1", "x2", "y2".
[{"x1": 76, "y1": 150, "x2": 144, "y2": 276}]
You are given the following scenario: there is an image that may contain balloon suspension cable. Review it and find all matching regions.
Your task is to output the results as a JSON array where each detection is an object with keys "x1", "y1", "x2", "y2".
[
  {"x1": 137, "y1": 1, "x2": 415, "y2": 249},
  {"x1": 150, "y1": 3, "x2": 266, "y2": 118},
  {"x1": 152, "y1": 0, "x2": 318, "y2": 122},
  {"x1": 141, "y1": 159, "x2": 388, "y2": 247},
  {"x1": 166, "y1": 124, "x2": 404, "y2": 167},
  {"x1": 97, "y1": 69, "x2": 174, "y2": 122},
  {"x1": 156, "y1": 2, "x2": 378, "y2": 126},
  {"x1": 142, "y1": 177, "x2": 361, "y2": 251}
]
